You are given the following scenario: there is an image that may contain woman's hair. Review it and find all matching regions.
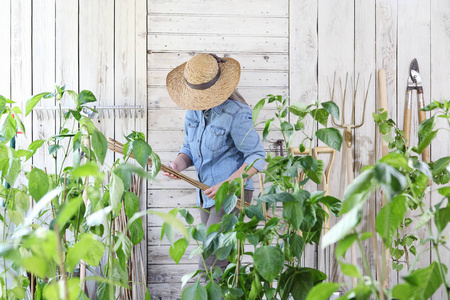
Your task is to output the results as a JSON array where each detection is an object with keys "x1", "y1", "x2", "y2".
[{"x1": 229, "y1": 89, "x2": 249, "y2": 106}]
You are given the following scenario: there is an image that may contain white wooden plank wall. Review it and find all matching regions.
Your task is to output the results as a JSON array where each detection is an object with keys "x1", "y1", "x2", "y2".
[
  {"x1": 147, "y1": 0, "x2": 450, "y2": 299},
  {"x1": 1, "y1": 1, "x2": 147, "y2": 300},
  {"x1": 146, "y1": 0, "x2": 289, "y2": 298}
]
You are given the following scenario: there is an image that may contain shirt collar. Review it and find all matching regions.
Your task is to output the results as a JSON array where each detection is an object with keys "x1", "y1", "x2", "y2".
[{"x1": 211, "y1": 99, "x2": 229, "y2": 115}]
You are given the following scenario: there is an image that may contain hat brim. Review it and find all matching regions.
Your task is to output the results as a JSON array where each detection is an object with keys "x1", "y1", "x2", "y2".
[{"x1": 166, "y1": 57, "x2": 241, "y2": 110}]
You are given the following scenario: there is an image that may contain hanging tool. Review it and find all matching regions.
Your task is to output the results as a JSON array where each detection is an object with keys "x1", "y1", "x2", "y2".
[
  {"x1": 404, "y1": 58, "x2": 429, "y2": 162},
  {"x1": 330, "y1": 73, "x2": 371, "y2": 288}
]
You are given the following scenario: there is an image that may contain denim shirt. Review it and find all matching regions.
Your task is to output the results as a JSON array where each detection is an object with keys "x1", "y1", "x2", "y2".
[{"x1": 179, "y1": 99, "x2": 266, "y2": 208}]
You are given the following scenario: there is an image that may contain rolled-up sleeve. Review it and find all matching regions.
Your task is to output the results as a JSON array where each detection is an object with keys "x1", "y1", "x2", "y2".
[
  {"x1": 178, "y1": 118, "x2": 193, "y2": 161},
  {"x1": 230, "y1": 112, "x2": 266, "y2": 171}
]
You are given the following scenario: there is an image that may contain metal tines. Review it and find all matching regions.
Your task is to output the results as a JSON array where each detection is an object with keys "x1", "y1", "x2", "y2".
[
  {"x1": 328, "y1": 72, "x2": 372, "y2": 148},
  {"x1": 32, "y1": 105, "x2": 145, "y2": 120}
]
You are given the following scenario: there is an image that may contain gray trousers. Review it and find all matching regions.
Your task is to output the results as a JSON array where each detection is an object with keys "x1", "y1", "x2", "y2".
[{"x1": 198, "y1": 190, "x2": 253, "y2": 272}]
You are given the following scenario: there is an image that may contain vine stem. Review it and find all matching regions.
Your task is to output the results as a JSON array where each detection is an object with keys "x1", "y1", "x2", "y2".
[
  {"x1": 406, "y1": 177, "x2": 450, "y2": 300},
  {"x1": 356, "y1": 238, "x2": 380, "y2": 300}
]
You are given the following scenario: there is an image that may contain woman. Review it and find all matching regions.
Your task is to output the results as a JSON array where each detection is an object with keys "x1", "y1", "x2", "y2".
[{"x1": 162, "y1": 53, "x2": 266, "y2": 271}]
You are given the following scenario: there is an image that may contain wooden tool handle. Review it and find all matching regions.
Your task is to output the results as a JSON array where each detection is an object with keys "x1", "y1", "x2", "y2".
[
  {"x1": 418, "y1": 91, "x2": 430, "y2": 162},
  {"x1": 403, "y1": 91, "x2": 413, "y2": 147},
  {"x1": 378, "y1": 69, "x2": 389, "y2": 157}
]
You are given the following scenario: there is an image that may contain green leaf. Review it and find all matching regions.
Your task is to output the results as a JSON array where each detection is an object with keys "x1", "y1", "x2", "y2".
[
  {"x1": 340, "y1": 168, "x2": 375, "y2": 215},
  {"x1": 92, "y1": 129, "x2": 108, "y2": 165},
  {"x1": 132, "y1": 139, "x2": 152, "y2": 168},
  {"x1": 290, "y1": 101, "x2": 309, "y2": 117},
  {"x1": 263, "y1": 118, "x2": 274, "y2": 141},
  {"x1": 193, "y1": 223, "x2": 207, "y2": 242},
  {"x1": 0, "y1": 113, "x2": 17, "y2": 142},
  {"x1": 418, "y1": 130, "x2": 437, "y2": 154},
  {"x1": 124, "y1": 191, "x2": 140, "y2": 219},
  {"x1": 150, "y1": 151, "x2": 161, "y2": 177},
  {"x1": 77, "y1": 90, "x2": 97, "y2": 106},
  {"x1": 374, "y1": 163, "x2": 407, "y2": 198},
  {"x1": 26, "y1": 139, "x2": 45, "y2": 160},
  {"x1": 340, "y1": 262, "x2": 361, "y2": 278},
  {"x1": 25, "y1": 92, "x2": 49, "y2": 116},
  {"x1": 258, "y1": 192, "x2": 296, "y2": 203},
  {"x1": 290, "y1": 272, "x2": 314, "y2": 300},
  {"x1": 169, "y1": 238, "x2": 188, "y2": 264},
  {"x1": 435, "y1": 207, "x2": 450, "y2": 233},
  {"x1": 432, "y1": 156, "x2": 450, "y2": 176},
  {"x1": 110, "y1": 173, "x2": 124, "y2": 213},
  {"x1": 221, "y1": 214, "x2": 238, "y2": 232},
  {"x1": 322, "y1": 101, "x2": 340, "y2": 120},
  {"x1": 316, "y1": 128, "x2": 343, "y2": 151},
  {"x1": 223, "y1": 194, "x2": 237, "y2": 214},
  {"x1": 67, "y1": 234, "x2": 105, "y2": 272},
  {"x1": 417, "y1": 115, "x2": 436, "y2": 144},
  {"x1": 322, "y1": 208, "x2": 360, "y2": 249},
  {"x1": 72, "y1": 162, "x2": 99, "y2": 177},
  {"x1": 181, "y1": 279, "x2": 207, "y2": 300},
  {"x1": 252, "y1": 98, "x2": 265, "y2": 125},
  {"x1": 306, "y1": 282, "x2": 340, "y2": 300},
  {"x1": 283, "y1": 200, "x2": 304, "y2": 231},
  {"x1": 206, "y1": 281, "x2": 222, "y2": 300},
  {"x1": 253, "y1": 246, "x2": 284, "y2": 282},
  {"x1": 281, "y1": 121, "x2": 293, "y2": 138},
  {"x1": 56, "y1": 196, "x2": 84, "y2": 229},
  {"x1": 28, "y1": 167, "x2": 49, "y2": 201},
  {"x1": 129, "y1": 218, "x2": 144, "y2": 245},
  {"x1": 393, "y1": 262, "x2": 447, "y2": 300},
  {"x1": 311, "y1": 108, "x2": 329, "y2": 126},
  {"x1": 215, "y1": 181, "x2": 229, "y2": 213},
  {"x1": 0, "y1": 95, "x2": 6, "y2": 115},
  {"x1": 289, "y1": 234, "x2": 304, "y2": 259},
  {"x1": 335, "y1": 233, "x2": 357, "y2": 259},
  {"x1": 376, "y1": 195, "x2": 408, "y2": 245},
  {"x1": 48, "y1": 144, "x2": 62, "y2": 156}
]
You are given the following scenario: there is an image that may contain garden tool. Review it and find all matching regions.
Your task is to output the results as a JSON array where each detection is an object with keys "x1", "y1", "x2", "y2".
[
  {"x1": 378, "y1": 68, "x2": 390, "y2": 294},
  {"x1": 289, "y1": 146, "x2": 336, "y2": 234},
  {"x1": 403, "y1": 58, "x2": 429, "y2": 162},
  {"x1": 330, "y1": 73, "x2": 371, "y2": 288}
]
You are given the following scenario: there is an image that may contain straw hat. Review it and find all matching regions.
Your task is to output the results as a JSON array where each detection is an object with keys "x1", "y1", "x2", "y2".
[{"x1": 166, "y1": 53, "x2": 241, "y2": 110}]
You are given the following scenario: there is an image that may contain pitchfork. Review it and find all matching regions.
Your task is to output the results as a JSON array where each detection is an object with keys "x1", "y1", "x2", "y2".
[{"x1": 328, "y1": 72, "x2": 371, "y2": 288}]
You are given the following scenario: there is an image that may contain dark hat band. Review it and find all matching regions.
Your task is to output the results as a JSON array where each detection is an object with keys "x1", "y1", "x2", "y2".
[{"x1": 184, "y1": 54, "x2": 225, "y2": 90}]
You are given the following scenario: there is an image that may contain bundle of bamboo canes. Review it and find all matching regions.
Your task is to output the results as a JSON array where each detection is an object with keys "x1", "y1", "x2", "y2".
[{"x1": 107, "y1": 138, "x2": 278, "y2": 222}]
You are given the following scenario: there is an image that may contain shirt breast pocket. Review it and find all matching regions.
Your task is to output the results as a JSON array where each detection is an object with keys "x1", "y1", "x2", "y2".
[
  {"x1": 205, "y1": 125, "x2": 226, "y2": 151},
  {"x1": 186, "y1": 119, "x2": 199, "y2": 142}
]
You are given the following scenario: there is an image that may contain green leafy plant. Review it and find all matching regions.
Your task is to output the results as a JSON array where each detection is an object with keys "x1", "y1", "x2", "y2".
[
  {"x1": 0, "y1": 86, "x2": 173, "y2": 300},
  {"x1": 309, "y1": 100, "x2": 450, "y2": 300},
  {"x1": 164, "y1": 95, "x2": 343, "y2": 299}
]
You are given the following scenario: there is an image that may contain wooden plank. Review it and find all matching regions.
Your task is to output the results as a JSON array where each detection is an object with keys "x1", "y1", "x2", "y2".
[
  {"x1": 11, "y1": 0, "x2": 33, "y2": 154},
  {"x1": 148, "y1": 108, "x2": 278, "y2": 130},
  {"x1": 148, "y1": 86, "x2": 288, "y2": 109},
  {"x1": 147, "y1": 34, "x2": 288, "y2": 53},
  {"x1": 56, "y1": 0, "x2": 78, "y2": 172},
  {"x1": 79, "y1": 0, "x2": 115, "y2": 165},
  {"x1": 148, "y1": 0, "x2": 289, "y2": 17},
  {"x1": 290, "y1": 0, "x2": 318, "y2": 270},
  {"x1": 375, "y1": 0, "x2": 399, "y2": 288},
  {"x1": 148, "y1": 15, "x2": 288, "y2": 37},
  {"x1": 148, "y1": 70, "x2": 288, "y2": 88},
  {"x1": 318, "y1": 0, "x2": 355, "y2": 290},
  {"x1": 397, "y1": 0, "x2": 431, "y2": 285},
  {"x1": 135, "y1": 0, "x2": 148, "y2": 298},
  {"x1": 355, "y1": 0, "x2": 377, "y2": 285},
  {"x1": 0, "y1": 0, "x2": 11, "y2": 98},
  {"x1": 430, "y1": 1, "x2": 450, "y2": 299},
  {"x1": 32, "y1": 0, "x2": 56, "y2": 173},
  {"x1": 148, "y1": 53, "x2": 289, "y2": 71}
]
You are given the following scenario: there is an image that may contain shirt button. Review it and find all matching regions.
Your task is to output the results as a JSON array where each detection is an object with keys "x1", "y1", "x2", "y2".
[{"x1": 198, "y1": 154, "x2": 201, "y2": 157}]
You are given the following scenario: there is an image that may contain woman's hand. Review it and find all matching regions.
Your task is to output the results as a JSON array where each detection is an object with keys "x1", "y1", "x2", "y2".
[
  {"x1": 204, "y1": 181, "x2": 224, "y2": 199},
  {"x1": 162, "y1": 162, "x2": 182, "y2": 180}
]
